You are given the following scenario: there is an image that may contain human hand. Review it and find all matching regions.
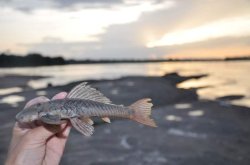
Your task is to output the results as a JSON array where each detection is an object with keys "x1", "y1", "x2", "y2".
[{"x1": 5, "y1": 92, "x2": 71, "y2": 165}]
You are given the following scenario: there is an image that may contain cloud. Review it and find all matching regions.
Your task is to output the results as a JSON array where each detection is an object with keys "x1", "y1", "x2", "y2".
[
  {"x1": 53, "y1": 0, "x2": 124, "y2": 8},
  {"x1": 73, "y1": 0, "x2": 250, "y2": 59},
  {"x1": 21, "y1": 38, "x2": 100, "y2": 58},
  {"x1": 0, "y1": 0, "x2": 165, "y2": 12},
  {"x1": 3, "y1": 0, "x2": 250, "y2": 59},
  {"x1": 0, "y1": 0, "x2": 53, "y2": 13},
  {"x1": 0, "y1": 0, "x2": 124, "y2": 13},
  {"x1": 23, "y1": 35, "x2": 250, "y2": 59}
]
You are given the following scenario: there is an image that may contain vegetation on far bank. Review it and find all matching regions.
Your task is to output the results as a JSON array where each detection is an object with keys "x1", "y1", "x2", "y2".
[{"x1": 0, "y1": 52, "x2": 250, "y2": 67}]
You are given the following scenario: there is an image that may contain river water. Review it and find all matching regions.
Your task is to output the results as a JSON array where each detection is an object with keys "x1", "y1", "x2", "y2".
[{"x1": 0, "y1": 61, "x2": 249, "y2": 107}]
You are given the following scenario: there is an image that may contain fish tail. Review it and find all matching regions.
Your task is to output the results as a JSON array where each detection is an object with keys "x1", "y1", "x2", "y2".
[{"x1": 128, "y1": 98, "x2": 157, "y2": 127}]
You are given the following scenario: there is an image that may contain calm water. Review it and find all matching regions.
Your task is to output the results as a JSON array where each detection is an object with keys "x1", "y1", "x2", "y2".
[{"x1": 0, "y1": 61, "x2": 249, "y2": 107}]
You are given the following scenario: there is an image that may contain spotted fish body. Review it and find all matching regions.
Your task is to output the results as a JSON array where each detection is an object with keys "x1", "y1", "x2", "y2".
[
  {"x1": 60, "y1": 99, "x2": 133, "y2": 118},
  {"x1": 16, "y1": 82, "x2": 157, "y2": 136}
]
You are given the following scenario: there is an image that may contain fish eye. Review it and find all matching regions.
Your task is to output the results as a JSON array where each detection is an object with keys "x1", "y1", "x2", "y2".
[{"x1": 36, "y1": 103, "x2": 41, "y2": 107}]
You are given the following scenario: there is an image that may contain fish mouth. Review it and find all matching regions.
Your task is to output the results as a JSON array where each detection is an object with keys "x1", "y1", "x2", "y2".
[
  {"x1": 15, "y1": 112, "x2": 23, "y2": 122},
  {"x1": 15, "y1": 112, "x2": 33, "y2": 123}
]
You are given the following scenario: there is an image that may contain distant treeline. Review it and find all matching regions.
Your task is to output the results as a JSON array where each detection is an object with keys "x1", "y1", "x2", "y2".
[
  {"x1": 225, "y1": 57, "x2": 250, "y2": 61},
  {"x1": 0, "y1": 53, "x2": 66, "y2": 67},
  {"x1": 0, "y1": 53, "x2": 250, "y2": 67}
]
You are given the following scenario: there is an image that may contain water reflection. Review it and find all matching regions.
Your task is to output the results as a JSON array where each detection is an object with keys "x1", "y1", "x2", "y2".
[
  {"x1": 0, "y1": 95, "x2": 25, "y2": 107},
  {"x1": 165, "y1": 115, "x2": 182, "y2": 122},
  {"x1": 36, "y1": 90, "x2": 47, "y2": 96},
  {"x1": 231, "y1": 98, "x2": 250, "y2": 107},
  {"x1": 174, "y1": 103, "x2": 192, "y2": 109},
  {"x1": 111, "y1": 89, "x2": 119, "y2": 95},
  {"x1": 188, "y1": 110, "x2": 204, "y2": 117},
  {"x1": 0, "y1": 87, "x2": 22, "y2": 95},
  {"x1": 167, "y1": 128, "x2": 207, "y2": 139},
  {"x1": 0, "y1": 61, "x2": 249, "y2": 107}
]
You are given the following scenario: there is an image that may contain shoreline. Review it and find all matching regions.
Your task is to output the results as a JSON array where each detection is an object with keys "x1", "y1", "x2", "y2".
[{"x1": 0, "y1": 73, "x2": 205, "y2": 108}]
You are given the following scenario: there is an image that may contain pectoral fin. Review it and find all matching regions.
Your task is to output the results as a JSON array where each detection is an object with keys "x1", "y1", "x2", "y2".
[
  {"x1": 40, "y1": 114, "x2": 62, "y2": 125},
  {"x1": 70, "y1": 118, "x2": 94, "y2": 136}
]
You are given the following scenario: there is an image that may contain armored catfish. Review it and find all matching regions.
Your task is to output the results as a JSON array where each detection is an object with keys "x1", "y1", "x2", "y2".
[{"x1": 16, "y1": 82, "x2": 157, "y2": 136}]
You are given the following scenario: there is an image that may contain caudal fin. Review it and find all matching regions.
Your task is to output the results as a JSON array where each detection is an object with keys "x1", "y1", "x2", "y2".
[{"x1": 129, "y1": 98, "x2": 157, "y2": 127}]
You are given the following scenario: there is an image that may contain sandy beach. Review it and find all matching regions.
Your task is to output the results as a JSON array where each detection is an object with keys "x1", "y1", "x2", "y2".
[{"x1": 0, "y1": 73, "x2": 250, "y2": 165}]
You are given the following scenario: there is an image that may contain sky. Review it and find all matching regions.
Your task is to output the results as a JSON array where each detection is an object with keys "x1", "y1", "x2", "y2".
[{"x1": 0, "y1": 0, "x2": 250, "y2": 59}]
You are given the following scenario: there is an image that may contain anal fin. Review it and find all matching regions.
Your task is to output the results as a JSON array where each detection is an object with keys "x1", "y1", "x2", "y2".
[
  {"x1": 81, "y1": 117, "x2": 94, "y2": 125},
  {"x1": 70, "y1": 118, "x2": 94, "y2": 136},
  {"x1": 102, "y1": 117, "x2": 111, "y2": 123}
]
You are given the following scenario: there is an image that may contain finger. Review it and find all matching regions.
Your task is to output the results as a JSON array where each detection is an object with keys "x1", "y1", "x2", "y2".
[
  {"x1": 24, "y1": 96, "x2": 49, "y2": 109},
  {"x1": 44, "y1": 123, "x2": 71, "y2": 165},
  {"x1": 10, "y1": 122, "x2": 61, "y2": 151},
  {"x1": 52, "y1": 92, "x2": 67, "y2": 100},
  {"x1": 56, "y1": 121, "x2": 71, "y2": 138},
  {"x1": 25, "y1": 124, "x2": 62, "y2": 143},
  {"x1": 62, "y1": 124, "x2": 71, "y2": 137},
  {"x1": 8, "y1": 122, "x2": 29, "y2": 151}
]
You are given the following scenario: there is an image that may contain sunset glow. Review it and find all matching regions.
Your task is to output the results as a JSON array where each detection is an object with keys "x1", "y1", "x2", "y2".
[
  {"x1": 147, "y1": 16, "x2": 250, "y2": 47},
  {"x1": 0, "y1": 0, "x2": 250, "y2": 59}
]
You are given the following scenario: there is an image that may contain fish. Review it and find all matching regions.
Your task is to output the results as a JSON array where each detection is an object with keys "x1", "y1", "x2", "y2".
[{"x1": 16, "y1": 82, "x2": 157, "y2": 136}]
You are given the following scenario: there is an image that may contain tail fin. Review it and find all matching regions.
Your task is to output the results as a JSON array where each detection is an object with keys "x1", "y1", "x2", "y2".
[{"x1": 129, "y1": 98, "x2": 157, "y2": 127}]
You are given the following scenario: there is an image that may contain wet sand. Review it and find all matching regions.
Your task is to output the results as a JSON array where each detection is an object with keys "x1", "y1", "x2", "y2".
[{"x1": 0, "y1": 73, "x2": 250, "y2": 165}]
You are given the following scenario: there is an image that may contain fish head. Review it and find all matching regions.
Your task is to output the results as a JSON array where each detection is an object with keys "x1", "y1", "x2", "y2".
[
  {"x1": 36, "y1": 102, "x2": 60, "y2": 117},
  {"x1": 16, "y1": 96, "x2": 50, "y2": 123},
  {"x1": 15, "y1": 103, "x2": 42, "y2": 123}
]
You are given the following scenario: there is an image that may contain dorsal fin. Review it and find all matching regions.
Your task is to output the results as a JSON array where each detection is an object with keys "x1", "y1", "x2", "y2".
[{"x1": 67, "y1": 82, "x2": 111, "y2": 104}]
